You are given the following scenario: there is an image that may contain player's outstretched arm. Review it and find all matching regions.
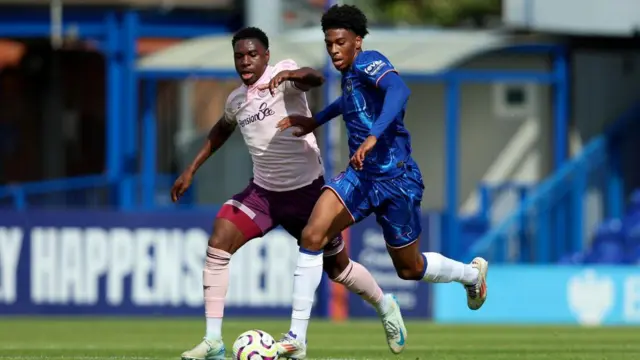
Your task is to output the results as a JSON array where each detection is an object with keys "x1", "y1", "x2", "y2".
[
  {"x1": 260, "y1": 67, "x2": 325, "y2": 95},
  {"x1": 276, "y1": 96, "x2": 342, "y2": 136},
  {"x1": 286, "y1": 67, "x2": 325, "y2": 91},
  {"x1": 315, "y1": 96, "x2": 342, "y2": 126},
  {"x1": 170, "y1": 116, "x2": 236, "y2": 202}
]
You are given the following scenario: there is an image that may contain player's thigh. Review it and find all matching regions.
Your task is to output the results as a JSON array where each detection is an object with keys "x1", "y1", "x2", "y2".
[
  {"x1": 212, "y1": 183, "x2": 275, "y2": 254},
  {"x1": 374, "y1": 172, "x2": 425, "y2": 280},
  {"x1": 300, "y1": 188, "x2": 355, "y2": 251},
  {"x1": 376, "y1": 204, "x2": 424, "y2": 281},
  {"x1": 374, "y1": 166, "x2": 424, "y2": 245},
  {"x1": 277, "y1": 177, "x2": 347, "y2": 261},
  {"x1": 320, "y1": 167, "x2": 374, "y2": 225}
]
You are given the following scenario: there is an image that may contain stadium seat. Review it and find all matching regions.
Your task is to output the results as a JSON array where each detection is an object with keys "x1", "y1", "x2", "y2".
[
  {"x1": 584, "y1": 219, "x2": 625, "y2": 264},
  {"x1": 628, "y1": 189, "x2": 640, "y2": 216},
  {"x1": 625, "y1": 244, "x2": 640, "y2": 264},
  {"x1": 558, "y1": 251, "x2": 586, "y2": 264}
]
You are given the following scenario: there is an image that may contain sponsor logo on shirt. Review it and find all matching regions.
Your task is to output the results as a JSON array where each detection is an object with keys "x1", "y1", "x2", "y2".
[
  {"x1": 364, "y1": 60, "x2": 385, "y2": 76},
  {"x1": 238, "y1": 102, "x2": 275, "y2": 127}
]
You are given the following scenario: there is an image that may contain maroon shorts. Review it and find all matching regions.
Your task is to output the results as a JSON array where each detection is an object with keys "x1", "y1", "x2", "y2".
[{"x1": 216, "y1": 177, "x2": 344, "y2": 256}]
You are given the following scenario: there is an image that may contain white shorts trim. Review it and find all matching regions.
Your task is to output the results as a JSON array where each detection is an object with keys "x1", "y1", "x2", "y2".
[{"x1": 224, "y1": 199, "x2": 257, "y2": 219}]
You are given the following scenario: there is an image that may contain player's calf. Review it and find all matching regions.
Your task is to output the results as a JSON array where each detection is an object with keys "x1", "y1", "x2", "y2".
[{"x1": 393, "y1": 261, "x2": 426, "y2": 281}]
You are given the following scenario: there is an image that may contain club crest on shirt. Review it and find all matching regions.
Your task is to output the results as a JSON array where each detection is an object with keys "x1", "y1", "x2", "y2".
[
  {"x1": 345, "y1": 79, "x2": 353, "y2": 93},
  {"x1": 258, "y1": 89, "x2": 269, "y2": 98}
]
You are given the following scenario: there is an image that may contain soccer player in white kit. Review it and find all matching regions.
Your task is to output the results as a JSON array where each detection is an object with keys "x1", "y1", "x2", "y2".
[{"x1": 173, "y1": 27, "x2": 406, "y2": 360}]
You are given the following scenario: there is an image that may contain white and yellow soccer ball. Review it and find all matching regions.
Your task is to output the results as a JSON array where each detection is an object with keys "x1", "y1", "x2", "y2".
[{"x1": 232, "y1": 329, "x2": 279, "y2": 360}]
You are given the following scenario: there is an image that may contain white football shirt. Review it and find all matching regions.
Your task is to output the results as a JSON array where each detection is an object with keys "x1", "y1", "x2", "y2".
[{"x1": 223, "y1": 59, "x2": 324, "y2": 192}]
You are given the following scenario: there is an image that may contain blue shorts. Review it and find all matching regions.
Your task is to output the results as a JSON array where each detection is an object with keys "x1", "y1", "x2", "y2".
[{"x1": 323, "y1": 162, "x2": 425, "y2": 248}]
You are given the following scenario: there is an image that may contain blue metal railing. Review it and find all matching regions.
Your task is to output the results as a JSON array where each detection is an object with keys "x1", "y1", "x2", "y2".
[
  {"x1": 467, "y1": 101, "x2": 640, "y2": 263},
  {"x1": 0, "y1": 175, "x2": 114, "y2": 210},
  {"x1": 476, "y1": 181, "x2": 532, "y2": 223},
  {"x1": 0, "y1": 173, "x2": 188, "y2": 210}
]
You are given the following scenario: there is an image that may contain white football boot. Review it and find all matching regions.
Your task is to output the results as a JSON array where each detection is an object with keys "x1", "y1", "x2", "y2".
[
  {"x1": 276, "y1": 331, "x2": 307, "y2": 359},
  {"x1": 181, "y1": 338, "x2": 226, "y2": 360},
  {"x1": 465, "y1": 257, "x2": 489, "y2": 310},
  {"x1": 379, "y1": 293, "x2": 407, "y2": 354}
]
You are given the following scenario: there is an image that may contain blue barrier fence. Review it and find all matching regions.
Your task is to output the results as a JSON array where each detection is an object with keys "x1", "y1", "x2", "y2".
[
  {"x1": 0, "y1": 173, "x2": 193, "y2": 211},
  {"x1": 467, "y1": 102, "x2": 640, "y2": 264}
]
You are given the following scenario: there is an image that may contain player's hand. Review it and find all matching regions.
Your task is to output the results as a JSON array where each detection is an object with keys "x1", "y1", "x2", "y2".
[
  {"x1": 257, "y1": 70, "x2": 292, "y2": 96},
  {"x1": 351, "y1": 135, "x2": 377, "y2": 171},
  {"x1": 276, "y1": 115, "x2": 317, "y2": 137},
  {"x1": 171, "y1": 170, "x2": 194, "y2": 202}
]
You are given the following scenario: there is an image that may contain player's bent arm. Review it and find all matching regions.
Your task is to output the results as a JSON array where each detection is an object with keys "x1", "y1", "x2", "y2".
[
  {"x1": 369, "y1": 72, "x2": 411, "y2": 139},
  {"x1": 314, "y1": 96, "x2": 343, "y2": 126},
  {"x1": 186, "y1": 116, "x2": 237, "y2": 174},
  {"x1": 287, "y1": 67, "x2": 325, "y2": 91}
]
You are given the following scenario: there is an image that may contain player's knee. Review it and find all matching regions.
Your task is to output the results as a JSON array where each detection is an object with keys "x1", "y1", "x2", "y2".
[
  {"x1": 208, "y1": 235, "x2": 233, "y2": 253},
  {"x1": 301, "y1": 225, "x2": 326, "y2": 252},
  {"x1": 208, "y1": 220, "x2": 245, "y2": 254},
  {"x1": 395, "y1": 264, "x2": 423, "y2": 281}
]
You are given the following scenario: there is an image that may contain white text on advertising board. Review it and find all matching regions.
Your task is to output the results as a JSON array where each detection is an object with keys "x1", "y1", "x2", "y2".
[{"x1": 0, "y1": 227, "x2": 298, "y2": 307}]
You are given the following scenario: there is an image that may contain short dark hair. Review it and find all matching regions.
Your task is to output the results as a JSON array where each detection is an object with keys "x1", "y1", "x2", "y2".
[
  {"x1": 321, "y1": 4, "x2": 369, "y2": 38},
  {"x1": 231, "y1": 27, "x2": 269, "y2": 49}
]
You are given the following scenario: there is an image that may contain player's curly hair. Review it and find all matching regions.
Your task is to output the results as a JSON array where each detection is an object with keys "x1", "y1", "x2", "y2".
[
  {"x1": 232, "y1": 27, "x2": 269, "y2": 49},
  {"x1": 321, "y1": 4, "x2": 369, "y2": 38}
]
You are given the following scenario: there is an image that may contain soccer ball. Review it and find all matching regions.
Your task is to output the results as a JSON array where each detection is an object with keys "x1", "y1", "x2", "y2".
[{"x1": 232, "y1": 329, "x2": 279, "y2": 360}]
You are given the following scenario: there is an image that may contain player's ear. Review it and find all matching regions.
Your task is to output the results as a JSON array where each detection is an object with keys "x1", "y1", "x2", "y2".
[
  {"x1": 354, "y1": 36, "x2": 362, "y2": 51},
  {"x1": 265, "y1": 49, "x2": 270, "y2": 63}
]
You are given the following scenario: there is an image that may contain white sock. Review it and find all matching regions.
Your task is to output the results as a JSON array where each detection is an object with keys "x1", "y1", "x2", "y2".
[
  {"x1": 376, "y1": 294, "x2": 392, "y2": 314},
  {"x1": 205, "y1": 317, "x2": 223, "y2": 340},
  {"x1": 289, "y1": 249, "x2": 323, "y2": 343},
  {"x1": 421, "y1": 252, "x2": 478, "y2": 286}
]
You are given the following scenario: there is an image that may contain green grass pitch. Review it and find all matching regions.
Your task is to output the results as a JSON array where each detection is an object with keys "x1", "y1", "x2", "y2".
[{"x1": 0, "y1": 318, "x2": 639, "y2": 359}]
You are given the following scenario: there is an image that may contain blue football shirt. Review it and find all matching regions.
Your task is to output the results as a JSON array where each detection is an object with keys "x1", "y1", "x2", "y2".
[{"x1": 340, "y1": 50, "x2": 413, "y2": 179}]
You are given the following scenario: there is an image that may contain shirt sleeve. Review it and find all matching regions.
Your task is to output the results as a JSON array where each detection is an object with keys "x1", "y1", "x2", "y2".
[
  {"x1": 274, "y1": 59, "x2": 305, "y2": 94},
  {"x1": 368, "y1": 72, "x2": 411, "y2": 139},
  {"x1": 353, "y1": 51, "x2": 397, "y2": 88},
  {"x1": 315, "y1": 96, "x2": 342, "y2": 126}
]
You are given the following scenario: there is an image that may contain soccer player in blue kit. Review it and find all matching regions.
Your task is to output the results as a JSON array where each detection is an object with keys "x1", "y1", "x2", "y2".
[{"x1": 274, "y1": 4, "x2": 489, "y2": 358}]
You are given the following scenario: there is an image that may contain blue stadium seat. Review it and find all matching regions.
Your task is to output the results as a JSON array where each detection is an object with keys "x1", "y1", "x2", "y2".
[
  {"x1": 622, "y1": 212, "x2": 640, "y2": 246},
  {"x1": 584, "y1": 219, "x2": 625, "y2": 264},
  {"x1": 628, "y1": 189, "x2": 640, "y2": 216},
  {"x1": 625, "y1": 244, "x2": 640, "y2": 264},
  {"x1": 558, "y1": 251, "x2": 586, "y2": 264}
]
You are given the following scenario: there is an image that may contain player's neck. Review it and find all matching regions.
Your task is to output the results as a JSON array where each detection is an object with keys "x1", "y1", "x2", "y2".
[{"x1": 341, "y1": 50, "x2": 362, "y2": 73}]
